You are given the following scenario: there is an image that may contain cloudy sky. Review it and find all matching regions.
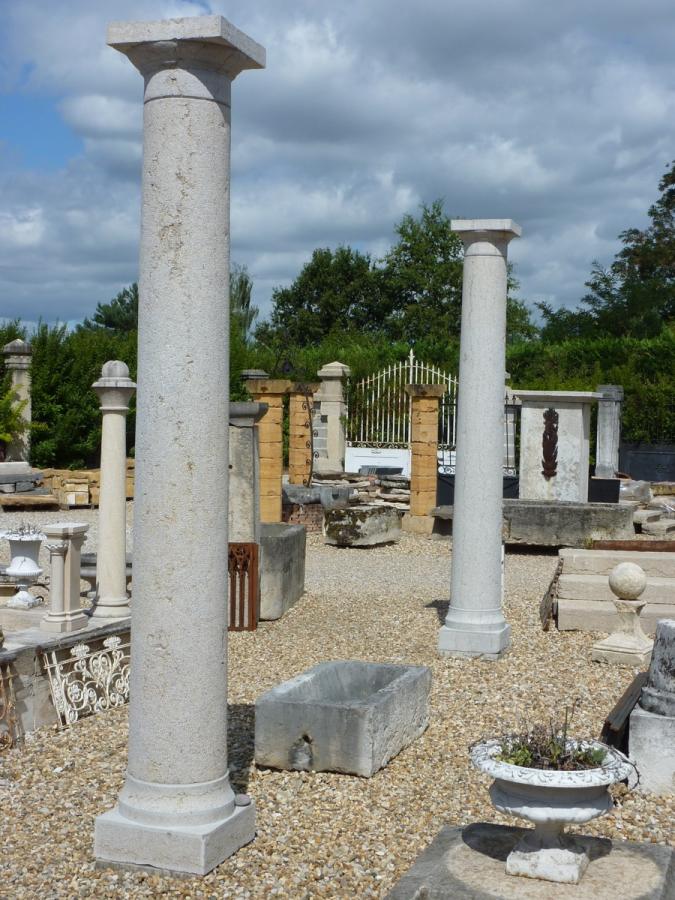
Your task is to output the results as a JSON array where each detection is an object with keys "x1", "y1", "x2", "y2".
[{"x1": 1, "y1": 0, "x2": 674, "y2": 327}]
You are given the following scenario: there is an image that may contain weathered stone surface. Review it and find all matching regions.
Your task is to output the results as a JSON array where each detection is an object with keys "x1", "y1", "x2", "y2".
[
  {"x1": 629, "y1": 705, "x2": 675, "y2": 795},
  {"x1": 640, "y1": 619, "x2": 675, "y2": 716},
  {"x1": 557, "y1": 598, "x2": 675, "y2": 634},
  {"x1": 255, "y1": 660, "x2": 431, "y2": 777},
  {"x1": 323, "y1": 505, "x2": 401, "y2": 546},
  {"x1": 386, "y1": 823, "x2": 675, "y2": 899},
  {"x1": 283, "y1": 483, "x2": 351, "y2": 508},
  {"x1": 560, "y1": 548, "x2": 675, "y2": 578},
  {"x1": 259, "y1": 522, "x2": 305, "y2": 620},
  {"x1": 503, "y1": 499, "x2": 635, "y2": 546}
]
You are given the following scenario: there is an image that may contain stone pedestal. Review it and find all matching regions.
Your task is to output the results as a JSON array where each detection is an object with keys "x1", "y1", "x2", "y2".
[
  {"x1": 313, "y1": 361, "x2": 350, "y2": 474},
  {"x1": 288, "y1": 383, "x2": 319, "y2": 486},
  {"x1": 228, "y1": 402, "x2": 266, "y2": 543},
  {"x1": 439, "y1": 219, "x2": 520, "y2": 660},
  {"x1": 41, "y1": 523, "x2": 89, "y2": 633},
  {"x1": 403, "y1": 384, "x2": 444, "y2": 534},
  {"x1": 595, "y1": 385, "x2": 623, "y2": 479},
  {"x1": 94, "y1": 15, "x2": 265, "y2": 876},
  {"x1": 245, "y1": 379, "x2": 291, "y2": 523},
  {"x1": 515, "y1": 390, "x2": 602, "y2": 503},
  {"x1": 91, "y1": 361, "x2": 136, "y2": 619},
  {"x1": 2, "y1": 339, "x2": 32, "y2": 463},
  {"x1": 592, "y1": 562, "x2": 653, "y2": 666}
]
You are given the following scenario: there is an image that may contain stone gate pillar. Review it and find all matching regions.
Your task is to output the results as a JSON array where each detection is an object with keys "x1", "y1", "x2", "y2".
[
  {"x1": 595, "y1": 384, "x2": 623, "y2": 478},
  {"x1": 403, "y1": 384, "x2": 445, "y2": 533},
  {"x1": 313, "y1": 361, "x2": 350, "y2": 474},
  {"x1": 245, "y1": 379, "x2": 291, "y2": 523},
  {"x1": 288, "y1": 382, "x2": 319, "y2": 486},
  {"x1": 229, "y1": 401, "x2": 267, "y2": 543},
  {"x1": 439, "y1": 220, "x2": 520, "y2": 660},
  {"x1": 94, "y1": 15, "x2": 265, "y2": 875},
  {"x1": 2, "y1": 339, "x2": 32, "y2": 464}
]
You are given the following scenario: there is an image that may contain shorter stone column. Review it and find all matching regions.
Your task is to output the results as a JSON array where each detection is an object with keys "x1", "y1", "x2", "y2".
[
  {"x1": 591, "y1": 562, "x2": 653, "y2": 666},
  {"x1": 246, "y1": 379, "x2": 291, "y2": 522},
  {"x1": 629, "y1": 619, "x2": 675, "y2": 794},
  {"x1": 595, "y1": 385, "x2": 623, "y2": 478},
  {"x1": 403, "y1": 384, "x2": 445, "y2": 534},
  {"x1": 229, "y1": 402, "x2": 267, "y2": 543},
  {"x1": 42, "y1": 523, "x2": 89, "y2": 632},
  {"x1": 91, "y1": 361, "x2": 136, "y2": 619},
  {"x1": 288, "y1": 383, "x2": 319, "y2": 486},
  {"x1": 313, "y1": 361, "x2": 350, "y2": 474},
  {"x1": 2, "y1": 339, "x2": 32, "y2": 464}
]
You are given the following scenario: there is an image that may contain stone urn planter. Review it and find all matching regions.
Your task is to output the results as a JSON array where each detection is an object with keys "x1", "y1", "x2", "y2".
[
  {"x1": 470, "y1": 738, "x2": 634, "y2": 884},
  {"x1": 3, "y1": 526, "x2": 45, "y2": 609}
]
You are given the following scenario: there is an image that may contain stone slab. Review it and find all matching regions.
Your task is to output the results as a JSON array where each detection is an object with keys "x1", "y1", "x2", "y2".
[
  {"x1": 323, "y1": 506, "x2": 401, "y2": 547},
  {"x1": 557, "y1": 598, "x2": 675, "y2": 634},
  {"x1": 0, "y1": 462, "x2": 31, "y2": 476},
  {"x1": 255, "y1": 660, "x2": 431, "y2": 777},
  {"x1": 0, "y1": 493, "x2": 59, "y2": 509},
  {"x1": 259, "y1": 522, "x2": 306, "y2": 620},
  {"x1": 560, "y1": 548, "x2": 675, "y2": 578},
  {"x1": 386, "y1": 823, "x2": 675, "y2": 899},
  {"x1": 629, "y1": 705, "x2": 675, "y2": 794},
  {"x1": 558, "y1": 573, "x2": 675, "y2": 604},
  {"x1": 635, "y1": 509, "x2": 664, "y2": 525}
]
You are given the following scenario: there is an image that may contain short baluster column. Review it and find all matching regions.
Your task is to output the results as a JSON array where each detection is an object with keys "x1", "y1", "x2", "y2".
[{"x1": 42, "y1": 523, "x2": 89, "y2": 633}]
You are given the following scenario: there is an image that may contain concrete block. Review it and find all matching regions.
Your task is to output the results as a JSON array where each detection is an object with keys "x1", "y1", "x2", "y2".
[
  {"x1": 259, "y1": 523, "x2": 305, "y2": 620},
  {"x1": 502, "y1": 499, "x2": 635, "y2": 546},
  {"x1": 255, "y1": 660, "x2": 431, "y2": 777},
  {"x1": 559, "y1": 549, "x2": 675, "y2": 578},
  {"x1": 634, "y1": 509, "x2": 663, "y2": 525},
  {"x1": 323, "y1": 506, "x2": 401, "y2": 547},
  {"x1": 556, "y1": 598, "x2": 675, "y2": 634},
  {"x1": 630, "y1": 705, "x2": 675, "y2": 794}
]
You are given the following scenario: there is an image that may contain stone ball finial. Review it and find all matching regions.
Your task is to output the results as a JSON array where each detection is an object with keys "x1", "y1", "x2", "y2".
[
  {"x1": 101, "y1": 360, "x2": 130, "y2": 379},
  {"x1": 608, "y1": 562, "x2": 647, "y2": 601}
]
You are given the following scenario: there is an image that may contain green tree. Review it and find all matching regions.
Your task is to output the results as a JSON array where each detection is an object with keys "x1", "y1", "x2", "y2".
[{"x1": 83, "y1": 283, "x2": 139, "y2": 332}]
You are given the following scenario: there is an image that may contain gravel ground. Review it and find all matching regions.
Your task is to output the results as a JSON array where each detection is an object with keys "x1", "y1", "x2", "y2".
[{"x1": 1, "y1": 510, "x2": 673, "y2": 899}]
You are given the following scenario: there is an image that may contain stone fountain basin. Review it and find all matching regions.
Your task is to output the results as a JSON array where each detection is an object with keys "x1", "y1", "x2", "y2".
[{"x1": 255, "y1": 660, "x2": 431, "y2": 777}]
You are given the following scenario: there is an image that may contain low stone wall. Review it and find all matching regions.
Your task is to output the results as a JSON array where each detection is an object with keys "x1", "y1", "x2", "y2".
[{"x1": 41, "y1": 460, "x2": 135, "y2": 507}]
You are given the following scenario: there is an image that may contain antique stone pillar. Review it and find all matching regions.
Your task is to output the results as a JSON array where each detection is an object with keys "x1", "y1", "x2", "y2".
[
  {"x1": 2, "y1": 339, "x2": 32, "y2": 464},
  {"x1": 245, "y1": 379, "x2": 291, "y2": 523},
  {"x1": 403, "y1": 384, "x2": 445, "y2": 534},
  {"x1": 229, "y1": 401, "x2": 267, "y2": 543},
  {"x1": 439, "y1": 220, "x2": 520, "y2": 659},
  {"x1": 91, "y1": 361, "x2": 136, "y2": 619},
  {"x1": 313, "y1": 361, "x2": 350, "y2": 474},
  {"x1": 595, "y1": 384, "x2": 623, "y2": 478},
  {"x1": 95, "y1": 15, "x2": 265, "y2": 875},
  {"x1": 42, "y1": 523, "x2": 89, "y2": 633},
  {"x1": 288, "y1": 383, "x2": 319, "y2": 486}
]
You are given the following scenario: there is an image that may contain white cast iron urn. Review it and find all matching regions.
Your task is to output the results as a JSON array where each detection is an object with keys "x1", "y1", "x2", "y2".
[
  {"x1": 471, "y1": 738, "x2": 634, "y2": 884},
  {"x1": 3, "y1": 527, "x2": 45, "y2": 609}
]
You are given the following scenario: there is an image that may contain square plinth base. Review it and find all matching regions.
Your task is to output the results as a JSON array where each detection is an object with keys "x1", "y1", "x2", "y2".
[
  {"x1": 41, "y1": 612, "x2": 90, "y2": 633},
  {"x1": 630, "y1": 705, "x2": 675, "y2": 795},
  {"x1": 438, "y1": 623, "x2": 510, "y2": 660},
  {"x1": 94, "y1": 801, "x2": 256, "y2": 876},
  {"x1": 591, "y1": 640, "x2": 653, "y2": 667},
  {"x1": 386, "y1": 823, "x2": 675, "y2": 899}
]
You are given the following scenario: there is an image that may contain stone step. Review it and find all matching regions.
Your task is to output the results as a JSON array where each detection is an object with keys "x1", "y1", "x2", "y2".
[
  {"x1": 557, "y1": 598, "x2": 675, "y2": 634},
  {"x1": 559, "y1": 548, "x2": 675, "y2": 577},
  {"x1": 633, "y1": 508, "x2": 663, "y2": 525},
  {"x1": 558, "y1": 573, "x2": 675, "y2": 604},
  {"x1": 642, "y1": 520, "x2": 675, "y2": 536}
]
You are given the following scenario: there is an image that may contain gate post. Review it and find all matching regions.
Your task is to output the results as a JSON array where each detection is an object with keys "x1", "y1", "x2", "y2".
[
  {"x1": 245, "y1": 379, "x2": 291, "y2": 522},
  {"x1": 288, "y1": 382, "x2": 319, "y2": 485},
  {"x1": 313, "y1": 361, "x2": 350, "y2": 474},
  {"x1": 595, "y1": 384, "x2": 623, "y2": 478},
  {"x1": 403, "y1": 384, "x2": 445, "y2": 534}
]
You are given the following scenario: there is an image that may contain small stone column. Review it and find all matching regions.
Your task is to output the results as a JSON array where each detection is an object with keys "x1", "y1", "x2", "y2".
[
  {"x1": 2, "y1": 339, "x2": 32, "y2": 464},
  {"x1": 245, "y1": 379, "x2": 291, "y2": 523},
  {"x1": 95, "y1": 15, "x2": 265, "y2": 875},
  {"x1": 591, "y1": 562, "x2": 653, "y2": 666},
  {"x1": 313, "y1": 361, "x2": 350, "y2": 474},
  {"x1": 42, "y1": 523, "x2": 89, "y2": 633},
  {"x1": 595, "y1": 384, "x2": 623, "y2": 478},
  {"x1": 403, "y1": 384, "x2": 444, "y2": 534},
  {"x1": 91, "y1": 361, "x2": 136, "y2": 619},
  {"x1": 229, "y1": 402, "x2": 267, "y2": 543},
  {"x1": 288, "y1": 383, "x2": 319, "y2": 486},
  {"x1": 439, "y1": 220, "x2": 521, "y2": 660}
]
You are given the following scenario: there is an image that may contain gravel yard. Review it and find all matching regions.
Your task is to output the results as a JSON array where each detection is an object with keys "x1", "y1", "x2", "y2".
[{"x1": 1, "y1": 512, "x2": 673, "y2": 899}]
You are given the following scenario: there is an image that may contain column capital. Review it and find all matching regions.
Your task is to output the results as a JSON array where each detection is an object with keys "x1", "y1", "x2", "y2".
[
  {"x1": 3, "y1": 338, "x2": 32, "y2": 371},
  {"x1": 452, "y1": 219, "x2": 521, "y2": 257},
  {"x1": 229, "y1": 401, "x2": 268, "y2": 426},
  {"x1": 93, "y1": 361, "x2": 136, "y2": 413},
  {"x1": 317, "y1": 360, "x2": 351, "y2": 380}
]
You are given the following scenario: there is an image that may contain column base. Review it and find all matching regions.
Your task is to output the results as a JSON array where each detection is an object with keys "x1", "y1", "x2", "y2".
[
  {"x1": 90, "y1": 600, "x2": 131, "y2": 619},
  {"x1": 94, "y1": 799, "x2": 256, "y2": 876},
  {"x1": 591, "y1": 635, "x2": 653, "y2": 667},
  {"x1": 41, "y1": 610, "x2": 90, "y2": 633},
  {"x1": 438, "y1": 622, "x2": 511, "y2": 659}
]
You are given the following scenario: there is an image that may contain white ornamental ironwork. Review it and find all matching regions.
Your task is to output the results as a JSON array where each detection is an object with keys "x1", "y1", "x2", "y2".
[
  {"x1": 42, "y1": 635, "x2": 130, "y2": 727},
  {"x1": 346, "y1": 349, "x2": 458, "y2": 450}
]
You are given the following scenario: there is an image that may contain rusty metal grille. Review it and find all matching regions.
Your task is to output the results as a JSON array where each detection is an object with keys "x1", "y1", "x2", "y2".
[
  {"x1": 0, "y1": 662, "x2": 20, "y2": 749},
  {"x1": 228, "y1": 542, "x2": 258, "y2": 631}
]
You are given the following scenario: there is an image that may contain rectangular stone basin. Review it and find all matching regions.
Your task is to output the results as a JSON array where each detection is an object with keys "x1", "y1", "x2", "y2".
[{"x1": 255, "y1": 660, "x2": 431, "y2": 777}]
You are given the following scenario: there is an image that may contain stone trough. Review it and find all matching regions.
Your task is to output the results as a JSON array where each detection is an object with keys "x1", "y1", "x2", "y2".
[{"x1": 255, "y1": 660, "x2": 431, "y2": 777}]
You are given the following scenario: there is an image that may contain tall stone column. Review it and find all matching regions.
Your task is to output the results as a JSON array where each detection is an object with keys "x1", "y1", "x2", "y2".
[
  {"x1": 439, "y1": 220, "x2": 521, "y2": 659},
  {"x1": 2, "y1": 339, "x2": 32, "y2": 464},
  {"x1": 288, "y1": 383, "x2": 319, "y2": 486},
  {"x1": 91, "y1": 361, "x2": 136, "y2": 619},
  {"x1": 313, "y1": 361, "x2": 350, "y2": 474},
  {"x1": 403, "y1": 384, "x2": 444, "y2": 534},
  {"x1": 245, "y1": 379, "x2": 291, "y2": 523},
  {"x1": 95, "y1": 15, "x2": 265, "y2": 875},
  {"x1": 595, "y1": 384, "x2": 623, "y2": 478}
]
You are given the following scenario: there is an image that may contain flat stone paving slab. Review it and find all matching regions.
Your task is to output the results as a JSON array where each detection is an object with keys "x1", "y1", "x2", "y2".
[
  {"x1": 387, "y1": 823, "x2": 675, "y2": 899},
  {"x1": 255, "y1": 660, "x2": 431, "y2": 777}
]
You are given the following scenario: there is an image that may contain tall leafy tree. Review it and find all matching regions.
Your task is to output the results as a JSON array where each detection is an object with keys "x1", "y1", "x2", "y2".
[{"x1": 83, "y1": 283, "x2": 139, "y2": 332}]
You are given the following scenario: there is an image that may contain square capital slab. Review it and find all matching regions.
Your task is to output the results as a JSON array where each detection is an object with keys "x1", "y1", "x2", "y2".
[
  {"x1": 451, "y1": 218, "x2": 522, "y2": 238},
  {"x1": 107, "y1": 15, "x2": 265, "y2": 70}
]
